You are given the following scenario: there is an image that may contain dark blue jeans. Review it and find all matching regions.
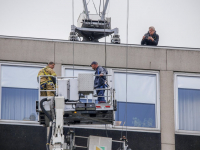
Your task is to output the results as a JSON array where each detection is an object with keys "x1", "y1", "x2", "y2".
[{"x1": 96, "y1": 86, "x2": 106, "y2": 102}]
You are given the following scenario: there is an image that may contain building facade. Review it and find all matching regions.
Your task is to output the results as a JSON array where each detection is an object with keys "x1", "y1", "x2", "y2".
[{"x1": 0, "y1": 36, "x2": 200, "y2": 150}]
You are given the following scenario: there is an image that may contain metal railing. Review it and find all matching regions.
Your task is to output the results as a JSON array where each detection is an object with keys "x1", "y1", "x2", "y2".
[{"x1": 38, "y1": 74, "x2": 115, "y2": 104}]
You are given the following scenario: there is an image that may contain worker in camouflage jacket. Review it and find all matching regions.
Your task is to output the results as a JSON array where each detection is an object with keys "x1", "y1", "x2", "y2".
[
  {"x1": 37, "y1": 62, "x2": 57, "y2": 96},
  {"x1": 90, "y1": 61, "x2": 108, "y2": 103}
]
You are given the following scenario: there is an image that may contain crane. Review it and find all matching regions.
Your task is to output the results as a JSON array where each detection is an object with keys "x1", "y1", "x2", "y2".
[{"x1": 69, "y1": 0, "x2": 120, "y2": 44}]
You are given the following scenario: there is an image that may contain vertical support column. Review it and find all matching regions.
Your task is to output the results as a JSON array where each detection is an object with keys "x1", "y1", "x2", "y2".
[
  {"x1": 0, "y1": 64, "x2": 2, "y2": 119},
  {"x1": 160, "y1": 71, "x2": 175, "y2": 150}
]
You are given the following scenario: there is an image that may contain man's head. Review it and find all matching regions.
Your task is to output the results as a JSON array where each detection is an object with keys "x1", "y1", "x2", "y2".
[
  {"x1": 90, "y1": 61, "x2": 98, "y2": 70},
  {"x1": 149, "y1": 26, "x2": 155, "y2": 36},
  {"x1": 48, "y1": 62, "x2": 55, "y2": 69}
]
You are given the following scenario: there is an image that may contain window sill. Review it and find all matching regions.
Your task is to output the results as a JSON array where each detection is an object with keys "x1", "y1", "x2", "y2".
[
  {"x1": 0, "y1": 120, "x2": 160, "y2": 133},
  {"x1": 176, "y1": 130, "x2": 200, "y2": 136},
  {"x1": 0, "y1": 119, "x2": 41, "y2": 126},
  {"x1": 65, "y1": 124, "x2": 160, "y2": 133}
]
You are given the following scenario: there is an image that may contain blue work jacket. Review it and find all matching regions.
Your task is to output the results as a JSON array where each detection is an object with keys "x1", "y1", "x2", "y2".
[{"x1": 94, "y1": 66, "x2": 108, "y2": 88}]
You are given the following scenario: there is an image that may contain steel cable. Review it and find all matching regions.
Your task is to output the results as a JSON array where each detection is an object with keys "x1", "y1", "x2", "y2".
[
  {"x1": 72, "y1": 0, "x2": 74, "y2": 77},
  {"x1": 126, "y1": 0, "x2": 130, "y2": 140}
]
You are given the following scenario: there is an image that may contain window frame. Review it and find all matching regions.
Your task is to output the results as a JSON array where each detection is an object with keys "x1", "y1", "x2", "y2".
[
  {"x1": 174, "y1": 72, "x2": 200, "y2": 136},
  {"x1": 0, "y1": 61, "x2": 46, "y2": 125},
  {"x1": 62, "y1": 65, "x2": 160, "y2": 132}
]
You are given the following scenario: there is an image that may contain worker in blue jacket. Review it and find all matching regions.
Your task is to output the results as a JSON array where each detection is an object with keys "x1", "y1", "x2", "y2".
[{"x1": 90, "y1": 61, "x2": 108, "y2": 103}]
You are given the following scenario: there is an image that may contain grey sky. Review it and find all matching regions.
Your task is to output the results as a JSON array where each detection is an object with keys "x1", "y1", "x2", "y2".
[{"x1": 0, "y1": 0, "x2": 200, "y2": 48}]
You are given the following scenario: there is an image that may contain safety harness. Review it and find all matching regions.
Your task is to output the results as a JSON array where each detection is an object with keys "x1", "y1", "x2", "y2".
[{"x1": 39, "y1": 67, "x2": 54, "y2": 90}]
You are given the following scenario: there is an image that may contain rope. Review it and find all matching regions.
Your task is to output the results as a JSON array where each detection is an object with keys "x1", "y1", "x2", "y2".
[
  {"x1": 125, "y1": 0, "x2": 129, "y2": 140},
  {"x1": 54, "y1": 42, "x2": 55, "y2": 63},
  {"x1": 103, "y1": 0, "x2": 109, "y2": 135},
  {"x1": 103, "y1": 0, "x2": 107, "y2": 70},
  {"x1": 72, "y1": 0, "x2": 74, "y2": 77}
]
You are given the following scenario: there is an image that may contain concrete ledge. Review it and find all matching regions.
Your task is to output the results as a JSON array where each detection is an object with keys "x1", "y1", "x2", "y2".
[
  {"x1": 106, "y1": 45, "x2": 127, "y2": 67},
  {"x1": 128, "y1": 47, "x2": 166, "y2": 70},
  {"x1": 74, "y1": 43, "x2": 105, "y2": 66},
  {"x1": 167, "y1": 49, "x2": 200, "y2": 72},
  {"x1": 55, "y1": 42, "x2": 73, "y2": 64},
  {"x1": 1, "y1": 37, "x2": 200, "y2": 73},
  {"x1": 0, "y1": 38, "x2": 54, "y2": 63}
]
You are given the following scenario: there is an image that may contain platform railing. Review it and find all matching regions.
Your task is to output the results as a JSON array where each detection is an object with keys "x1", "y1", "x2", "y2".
[{"x1": 38, "y1": 74, "x2": 115, "y2": 104}]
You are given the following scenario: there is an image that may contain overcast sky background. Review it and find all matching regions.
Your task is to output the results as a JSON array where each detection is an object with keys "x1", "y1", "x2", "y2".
[{"x1": 0, "y1": 0, "x2": 200, "y2": 48}]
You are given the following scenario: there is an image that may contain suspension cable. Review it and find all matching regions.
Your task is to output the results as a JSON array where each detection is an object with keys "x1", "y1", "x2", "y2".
[
  {"x1": 125, "y1": 0, "x2": 129, "y2": 140},
  {"x1": 103, "y1": 0, "x2": 109, "y2": 136},
  {"x1": 103, "y1": 0, "x2": 107, "y2": 69},
  {"x1": 72, "y1": 0, "x2": 74, "y2": 77}
]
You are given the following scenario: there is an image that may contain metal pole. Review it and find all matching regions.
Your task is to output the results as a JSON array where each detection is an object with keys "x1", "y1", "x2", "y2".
[
  {"x1": 38, "y1": 76, "x2": 41, "y2": 110},
  {"x1": 82, "y1": 0, "x2": 90, "y2": 19},
  {"x1": 56, "y1": 77, "x2": 58, "y2": 96},
  {"x1": 101, "y1": 0, "x2": 109, "y2": 20}
]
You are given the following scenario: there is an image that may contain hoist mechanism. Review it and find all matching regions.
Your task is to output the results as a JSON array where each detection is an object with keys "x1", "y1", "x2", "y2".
[
  {"x1": 69, "y1": 0, "x2": 120, "y2": 44},
  {"x1": 36, "y1": 73, "x2": 131, "y2": 150}
]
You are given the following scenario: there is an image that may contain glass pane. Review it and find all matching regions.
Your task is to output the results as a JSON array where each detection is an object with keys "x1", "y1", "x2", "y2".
[
  {"x1": 115, "y1": 102, "x2": 155, "y2": 128},
  {"x1": 114, "y1": 72, "x2": 157, "y2": 128},
  {"x1": 114, "y1": 72, "x2": 157, "y2": 103},
  {"x1": 178, "y1": 88, "x2": 200, "y2": 131},
  {"x1": 1, "y1": 87, "x2": 38, "y2": 121},
  {"x1": 1, "y1": 65, "x2": 42, "y2": 89},
  {"x1": 178, "y1": 76, "x2": 200, "y2": 90}
]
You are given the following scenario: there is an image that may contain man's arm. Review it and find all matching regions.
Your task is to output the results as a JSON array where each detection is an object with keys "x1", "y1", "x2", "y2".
[
  {"x1": 50, "y1": 69, "x2": 57, "y2": 76},
  {"x1": 141, "y1": 36, "x2": 146, "y2": 45},
  {"x1": 49, "y1": 69, "x2": 57, "y2": 84},
  {"x1": 37, "y1": 69, "x2": 44, "y2": 82},
  {"x1": 98, "y1": 67, "x2": 107, "y2": 76},
  {"x1": 151, "y1": 34, "x2": 159, "y2": 46}
]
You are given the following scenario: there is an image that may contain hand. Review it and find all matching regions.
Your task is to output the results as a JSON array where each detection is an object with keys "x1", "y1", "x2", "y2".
[
  {"x1": 143, "y1": 36, "x2": 145, "y2": 40},
  {"x1": 148, "y1": 36, "x2": 154, "y2": 41},
  {"x1": 100, "y1": 73, "x2": 104, "y2": 77}
]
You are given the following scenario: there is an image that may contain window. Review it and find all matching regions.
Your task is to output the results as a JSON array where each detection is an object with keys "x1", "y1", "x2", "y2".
[
  {"x1": 114, "y1": 71, "x2": 159, "y2": 128},
  {"x1": 175, "y1": 74, "x2": 200, "y2": 132},
  {"x1": 0, "y1": 63, "x2": 44, "y2": 122},
  {"x1": 63, "y1": 66, "x2": 160, "y2": 129}
]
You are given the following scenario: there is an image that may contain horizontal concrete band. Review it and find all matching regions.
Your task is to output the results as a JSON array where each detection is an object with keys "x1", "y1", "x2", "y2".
[{"x1": 1, "y1": 37, "x2": 200, "y2": 72}]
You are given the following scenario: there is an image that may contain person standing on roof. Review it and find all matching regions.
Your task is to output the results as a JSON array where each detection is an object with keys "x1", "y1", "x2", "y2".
[
  {"x1": 90, "y1": 61, "x2": 108, "y2": 103},
  {"x1": 38, "y1": 62, "x2": 57, "y2": 96},
  {"x1": 141, "y1": 26, "x2": 159, "y2": 46}
]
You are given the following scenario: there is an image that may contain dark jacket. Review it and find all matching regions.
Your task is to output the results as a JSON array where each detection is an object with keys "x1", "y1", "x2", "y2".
[
  {"x1": 141, "y1": 31, "x2": 159, "y2": 46},
  {"x1": 94, "y1": 66, "x2": 108, "y2": 88}
]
